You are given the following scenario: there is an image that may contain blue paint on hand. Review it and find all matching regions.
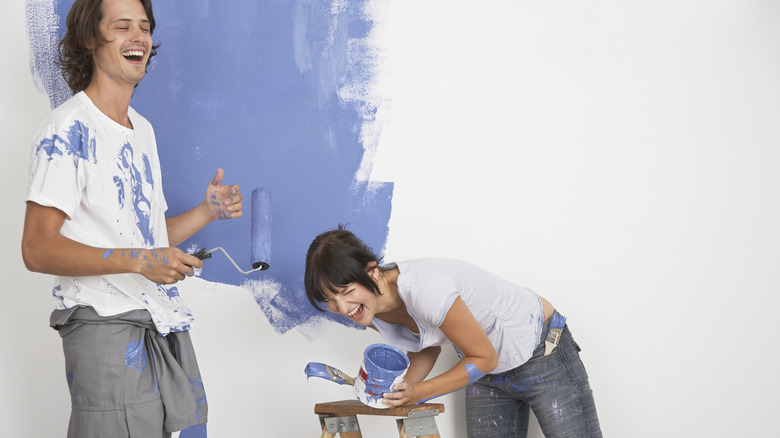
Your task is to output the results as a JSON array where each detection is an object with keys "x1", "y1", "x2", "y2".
[{"x1": 102, "y1": 250, "x2": 114, "y2": 259}]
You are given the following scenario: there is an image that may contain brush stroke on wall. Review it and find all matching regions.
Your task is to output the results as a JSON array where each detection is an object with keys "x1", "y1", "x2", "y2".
[{"x1": 25, "y1": 0, "x2": 393, "y2": 335}]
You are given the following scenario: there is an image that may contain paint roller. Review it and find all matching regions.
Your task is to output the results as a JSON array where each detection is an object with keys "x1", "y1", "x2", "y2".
[{"x1": 191, "y1": 187, "x2": 271, "y2": 274}]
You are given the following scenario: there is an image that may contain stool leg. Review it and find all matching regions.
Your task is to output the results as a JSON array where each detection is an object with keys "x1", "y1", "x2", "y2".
[
  {"x1": 396, "y1": 419, "x2": 409, "y2": 438},
  {"x1": 319, "y1": 416, "x2": 337, "y2": 438}
]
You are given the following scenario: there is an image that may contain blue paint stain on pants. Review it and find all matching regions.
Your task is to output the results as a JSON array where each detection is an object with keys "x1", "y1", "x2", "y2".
[
  {"x1": 125, "y1": 339, "x2": 147, "y2": 372},
  {"x1": 179, "y1": 423, "x2": 207, "y2": 437}
]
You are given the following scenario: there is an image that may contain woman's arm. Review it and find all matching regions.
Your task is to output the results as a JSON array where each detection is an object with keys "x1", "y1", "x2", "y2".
[
  {"x1": 382, "y1": 297, "x2": 497, "y2": 406},
  {"x1": 404, "y1": 346, "x2": 441, "y2": 383}
]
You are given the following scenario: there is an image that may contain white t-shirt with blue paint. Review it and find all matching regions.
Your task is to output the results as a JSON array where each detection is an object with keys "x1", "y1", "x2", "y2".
[
  {"x1": 372, "y1": 259, "x2": 545, "y2": 374},
  {"x1": 27, "y1": 91, "x2": 194, "y2": 335}
]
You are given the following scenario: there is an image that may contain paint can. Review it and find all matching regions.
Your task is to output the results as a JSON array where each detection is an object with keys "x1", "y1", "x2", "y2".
[{"x1": 353, "y1": 343, "x2": 410, "y2": 408}]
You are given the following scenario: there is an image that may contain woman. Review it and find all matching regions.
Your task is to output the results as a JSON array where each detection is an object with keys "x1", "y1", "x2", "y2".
[{"x1": 305, "y1": 225, "x2": 602, "y2": 437}]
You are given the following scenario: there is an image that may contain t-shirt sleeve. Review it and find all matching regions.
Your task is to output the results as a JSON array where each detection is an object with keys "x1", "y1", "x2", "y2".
[
  {"x1": 407, "y1": 273, "x2": 460, "y2": 327},
  {"x1": 26, "y1": 118, "x2": 90, "y2": 219}
]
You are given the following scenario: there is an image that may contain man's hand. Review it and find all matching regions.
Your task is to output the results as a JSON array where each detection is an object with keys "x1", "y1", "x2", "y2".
[
  {"x1": 206, "y1": 168, "x2": 243, "y2": 220},
  {"x1": 134, "y1": 247, "x2": 203, "y2": 284}
]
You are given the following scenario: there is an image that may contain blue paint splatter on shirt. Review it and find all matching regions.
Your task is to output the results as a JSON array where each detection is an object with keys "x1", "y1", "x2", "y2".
[
  {"x1": 160, "y1": 284, "x2": 180, "y2": 299},
  {"x1": 117, "y1": 143, "x2": 154, "y2": 246},
  {"x1": 36, "y1": 121, "x2": 97, "y2": 166}
]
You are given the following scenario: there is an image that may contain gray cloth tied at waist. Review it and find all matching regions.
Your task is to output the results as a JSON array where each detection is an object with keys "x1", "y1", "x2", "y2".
[{"x1": 51, "y1": 306, "x2": 208, "y2": 434}]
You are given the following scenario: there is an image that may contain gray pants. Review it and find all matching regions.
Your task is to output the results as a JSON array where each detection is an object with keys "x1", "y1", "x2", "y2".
[{"x1": 51, "y1": 306, "x2": 208, "y2": 438}]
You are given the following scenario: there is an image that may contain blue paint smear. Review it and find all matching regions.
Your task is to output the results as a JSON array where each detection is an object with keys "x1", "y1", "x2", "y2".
[
  {"x1": 187, "y1": 375, "x2": 207, "y2": 423},
  {"x1": 102, "y1": 250, "x2": 114, "y2": 259},
  {"x1": 118, "y1": 143, "x2": 155, "y2": 246},
  {"x1": 29, "y1": 0, "x2": 394, "y2": 336},
  {"x1": 51, "y1": 284, "x2": 65, "y2": 306},
  {"x1": 66, "y1": 371, "x2": 76, "y2": 397},
  {"x1": 36, "y1": 121, "x2": 97, "y2": 166},
  {"x1": 465, "y1": 363, "x2": 485, "y2": 384},
  {"x1": 125, "y1": 339, "x2": 147, "y2": 372},
  {"x1": 161, "y1": 284, "x2": 180, "y2": 299},
  {"x1": 494, "y1": 374, "x2": 541, "y2": 392},
  {"x1": 179, "y1": 423, "x2": 207, "y2": 438}
]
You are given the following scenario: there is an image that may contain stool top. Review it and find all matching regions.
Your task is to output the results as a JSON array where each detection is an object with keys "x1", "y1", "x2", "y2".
[{"x1": 315, "y1": 399, "x2": 445, "y2": 417}]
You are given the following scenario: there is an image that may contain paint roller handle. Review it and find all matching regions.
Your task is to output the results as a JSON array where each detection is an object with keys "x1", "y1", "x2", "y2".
[
  {"x1": 191, "y1": 248, "x2": 212, "y2": 261},
  {"x1": 195, "y1": 247, "x2": 268, "y2": 274},
  {"x1": 184, "y1": 247, "x2": 212, "y2": 270}
]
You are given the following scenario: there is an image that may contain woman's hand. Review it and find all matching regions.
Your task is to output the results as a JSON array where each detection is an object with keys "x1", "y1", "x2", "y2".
[{"x1": 382, "y1": 381, "x2": 424, "y2": 407}]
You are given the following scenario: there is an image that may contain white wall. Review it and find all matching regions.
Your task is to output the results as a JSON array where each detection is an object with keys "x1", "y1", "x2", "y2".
[{"x1": 3, "y1": 1, "x2": 779, "y2": 437}]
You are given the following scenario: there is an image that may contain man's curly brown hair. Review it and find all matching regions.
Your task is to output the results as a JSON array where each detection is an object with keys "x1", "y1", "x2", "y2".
[{"x1": 57, "y1": 0, "x2": 160, "y2": 93}]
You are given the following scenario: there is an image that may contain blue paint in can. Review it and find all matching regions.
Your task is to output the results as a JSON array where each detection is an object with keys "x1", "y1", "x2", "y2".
[{"x1": 355, "y1": 343, "x2": 409, "y2": 407}]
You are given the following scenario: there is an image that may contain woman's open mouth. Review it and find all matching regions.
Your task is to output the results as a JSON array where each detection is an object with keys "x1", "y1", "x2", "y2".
[{"x1": 346, "y1": 304, "x2": 363, "y2": 320}]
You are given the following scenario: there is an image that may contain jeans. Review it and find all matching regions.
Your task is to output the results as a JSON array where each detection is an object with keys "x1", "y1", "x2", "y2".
[{"x1": 465, "y1": 319, "x2": 602, "y2": 437}]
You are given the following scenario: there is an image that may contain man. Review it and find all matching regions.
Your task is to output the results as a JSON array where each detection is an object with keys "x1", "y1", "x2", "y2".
[{"x1": 21, "y1": 0, "x2": 241, "y2": 436}]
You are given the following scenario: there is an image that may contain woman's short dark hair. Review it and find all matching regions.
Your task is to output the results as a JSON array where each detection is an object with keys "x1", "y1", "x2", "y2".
[
  {"x1": 57, "y1": 0, "x2": 160, "y2": 93},
  {"x1": 305, "y1": 225, "x2": 382, "y2": 312}
]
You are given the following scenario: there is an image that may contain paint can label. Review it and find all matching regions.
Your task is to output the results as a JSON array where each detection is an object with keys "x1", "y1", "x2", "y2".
[{"x1": 353, "y1": 343, "x2": 409, "y2": 409}]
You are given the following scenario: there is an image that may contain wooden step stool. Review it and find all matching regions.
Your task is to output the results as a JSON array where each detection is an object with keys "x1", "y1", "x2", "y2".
[{"x1": 315, "y1": 400, "x2": 445, "y2": 438}]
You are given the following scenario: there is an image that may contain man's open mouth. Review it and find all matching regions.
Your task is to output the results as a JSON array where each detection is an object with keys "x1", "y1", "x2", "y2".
[{"x1": 122, "y1": 50, "x2": 145, "y2": 62}]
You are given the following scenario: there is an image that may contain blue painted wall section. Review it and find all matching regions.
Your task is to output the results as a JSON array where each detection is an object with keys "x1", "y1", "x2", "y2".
[{"x1": 27, "y1": 0, "x2": 393, "y2": 334}]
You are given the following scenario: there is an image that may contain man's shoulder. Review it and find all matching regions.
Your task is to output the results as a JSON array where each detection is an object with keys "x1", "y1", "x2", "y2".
[
  {"x1": 127, "y1": 105, "x2": 154, "y2": 131},
  {"x1": 39, "y1": 92, "x2": 93, "y2": 127}
]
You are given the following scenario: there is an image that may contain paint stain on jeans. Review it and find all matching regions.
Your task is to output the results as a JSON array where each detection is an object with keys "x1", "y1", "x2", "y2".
[{"x1": 553, "y1": 399, "x2": 563, "y2": 423}]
